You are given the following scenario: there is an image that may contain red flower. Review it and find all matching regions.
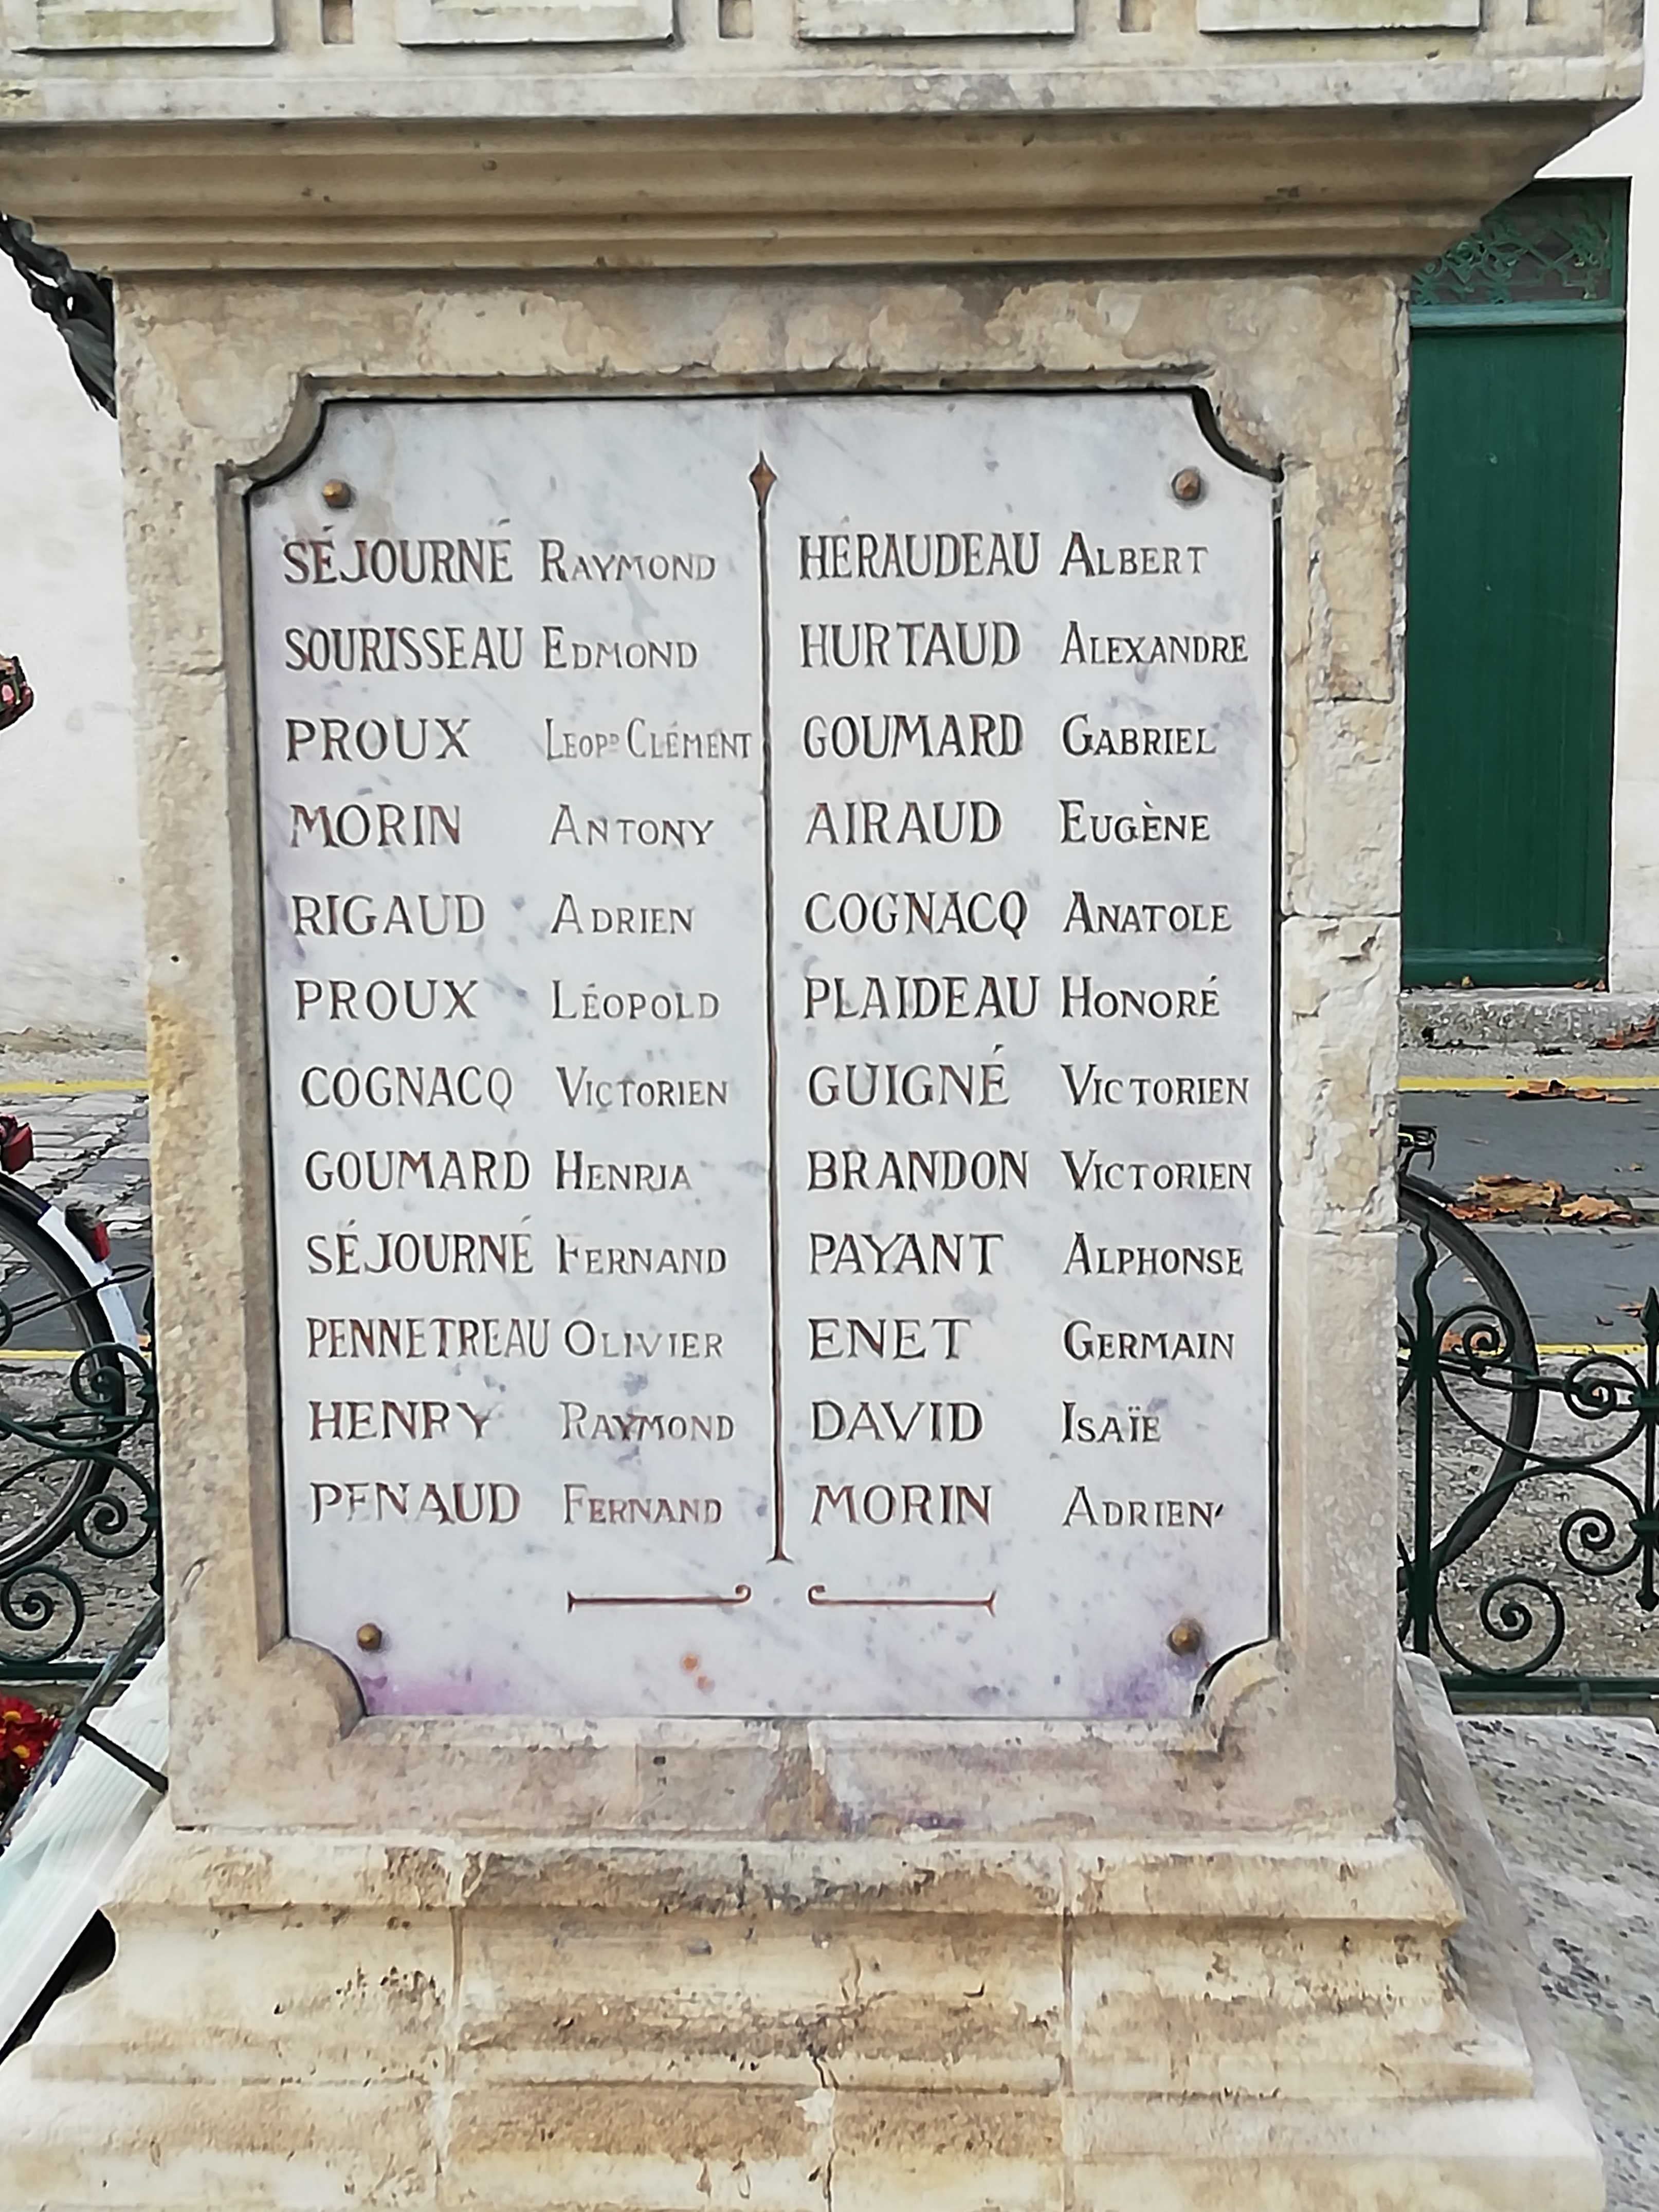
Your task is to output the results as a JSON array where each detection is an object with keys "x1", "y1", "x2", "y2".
[{"x1": 0, "y1": 1696, "x2": 59, "y2": 1812}]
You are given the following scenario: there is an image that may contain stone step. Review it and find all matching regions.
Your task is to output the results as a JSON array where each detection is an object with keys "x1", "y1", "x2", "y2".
[{"x1": 1402, "y1": 989, "x2": 1659, "y2": 1052}]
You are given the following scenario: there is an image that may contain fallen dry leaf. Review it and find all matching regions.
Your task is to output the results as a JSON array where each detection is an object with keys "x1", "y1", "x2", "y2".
[
  {"x1": 1598, "y1": 1013, "x2": 1658, "y2": 1050},
  {"x1": 1557, "y1": 1193, "x2": 1632, "y2": 1223},
  {"x1": 1456, "y1": 1177, "x2": 1637, "y2": 1225},
  {"x1": 1469, "y1": 1174, "x2": 1565, "y2": 1213},
  {"x1": 1507, "y1": 1078, "x2": 1631, "y2": 1102}
]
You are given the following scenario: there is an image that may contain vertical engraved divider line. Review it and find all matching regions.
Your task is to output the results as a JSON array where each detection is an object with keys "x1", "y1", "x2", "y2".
[{"x1": 751, "y1": 452, "x2": 787, "y2": 1563}]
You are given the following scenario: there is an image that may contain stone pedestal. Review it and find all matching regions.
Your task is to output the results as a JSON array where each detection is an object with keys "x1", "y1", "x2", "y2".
[
  {"x1": 0, "y1": 5, "x2": 1636, "y2": 2199},
  {"x1": 7, "y1": 1663, "x2": 1602, "y2": 2208}
]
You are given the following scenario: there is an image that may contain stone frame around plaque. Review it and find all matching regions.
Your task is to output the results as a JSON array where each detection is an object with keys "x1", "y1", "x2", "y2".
[
  {"x1": 137, "y1": 273, "x2": 1400, "y2": 1839},
  {"x1": 239, "y1": 376, "x2": 1286, "y2": 1733}
]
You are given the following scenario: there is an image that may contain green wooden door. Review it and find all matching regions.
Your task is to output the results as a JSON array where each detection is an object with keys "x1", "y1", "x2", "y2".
[{"x1": 1403, "y1": 184, "x2": 1627, "y2": 986}]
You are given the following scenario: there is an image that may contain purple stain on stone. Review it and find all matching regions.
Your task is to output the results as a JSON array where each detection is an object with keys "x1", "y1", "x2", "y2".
[
  {"x1": 1082, "y1": 1646, "x2": 1199, "y2": 1721},
  {"x1": 355, "y1": 1664, "x2": 524, "y2": 1717}
]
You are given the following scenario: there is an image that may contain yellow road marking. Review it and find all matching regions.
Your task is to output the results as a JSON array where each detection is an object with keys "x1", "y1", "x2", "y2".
[
  {"x1": 1536, "y1": 1344, "x2": 1645, "y2": 1358},
  {"x1": 0, "y1": 1348, "x2": 82, "y2": 1361},
  {"x1": 0, "y1": 1079, "x2": 147, "y2": 1095},
  {"x1": 1401, "y1": 1073, "x2": 1659, "y2": 1092}
]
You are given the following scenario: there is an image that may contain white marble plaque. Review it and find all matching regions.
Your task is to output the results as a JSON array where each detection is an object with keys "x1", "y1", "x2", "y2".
[{"x1": 250, "y1": 391, "x2": 1276, "y2": 1721}]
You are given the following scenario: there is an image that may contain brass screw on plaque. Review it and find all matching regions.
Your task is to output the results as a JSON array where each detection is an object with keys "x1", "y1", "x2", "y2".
[
  {"x1": 1171, "y1": 467, "x2": 1205, "y2": 504},
  {"x1": 356, "y1": 1622, "x2": 384, "y2": 1652},
  {"x1": 1166, "y1": 1617, "x2": 1205, "y2": 1657},
  {"x1": 321, "y1": 479, "x2": 355, "y2": 510}
]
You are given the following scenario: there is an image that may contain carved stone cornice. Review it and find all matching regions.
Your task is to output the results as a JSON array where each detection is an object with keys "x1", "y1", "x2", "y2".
[{"x1": 0, "y1": 104, "x2": 1634, "y2": 273}]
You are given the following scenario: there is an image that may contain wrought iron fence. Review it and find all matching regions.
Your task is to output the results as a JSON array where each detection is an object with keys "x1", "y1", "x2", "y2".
[
  {"x1": 1398, "y1": 1203, "x2": 1659, "y2": 1699},
  {"x1": 0, "y1": 1329, "x2": 159, "y2": 1687}
]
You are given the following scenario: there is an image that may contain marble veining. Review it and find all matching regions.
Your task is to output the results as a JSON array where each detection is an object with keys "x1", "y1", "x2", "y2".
[{"x1": 251, "y1": 391, "x2": 1275, "y2": 1720}]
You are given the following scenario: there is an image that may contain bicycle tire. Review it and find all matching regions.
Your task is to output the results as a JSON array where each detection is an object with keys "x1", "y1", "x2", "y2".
[
  {"x1": 1398, "y1": 1177, "x2": 1540, "y2": 1571},
  {"x1": 0, "y1": 1199, "x2": 129, "y2": 1578}
]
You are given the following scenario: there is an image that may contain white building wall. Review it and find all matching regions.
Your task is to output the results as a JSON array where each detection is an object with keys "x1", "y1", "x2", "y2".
[
  {"x1": 0, "y1": 260, "x2": 142, "y2": 1048},
  {"x1": 1547, "y1": 104, "x2": 1659, "y2": 991}
]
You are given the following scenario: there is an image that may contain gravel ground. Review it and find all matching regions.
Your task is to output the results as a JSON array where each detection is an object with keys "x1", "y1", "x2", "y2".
[{"x1": 1462, "y1": 1713, "x2": 1659, "y2": 2212}]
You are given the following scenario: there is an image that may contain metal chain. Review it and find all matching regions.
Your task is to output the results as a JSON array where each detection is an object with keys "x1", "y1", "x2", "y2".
[{"x1": 0, "y1": 214, "x2": 116, "y2": 417}]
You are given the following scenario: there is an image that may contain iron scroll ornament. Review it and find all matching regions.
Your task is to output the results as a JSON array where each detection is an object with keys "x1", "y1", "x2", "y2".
[
  {"x1": 1399, "y1": 1198, "x2": 1659, "y2": 1686},
  {"x1": 0, "y1": 1338, "x2": 158, "y2": 1678}
]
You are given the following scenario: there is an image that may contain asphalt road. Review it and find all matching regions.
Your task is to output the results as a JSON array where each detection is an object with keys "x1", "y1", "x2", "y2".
[{"x1": 1400, "y1": 1084, "x2": 1659, "y2": 1347}]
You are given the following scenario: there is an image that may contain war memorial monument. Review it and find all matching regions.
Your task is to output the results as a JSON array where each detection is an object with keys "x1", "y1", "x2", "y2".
[{"x1": 0, "y1": 0, "x2": 1642, "y2": 2198}]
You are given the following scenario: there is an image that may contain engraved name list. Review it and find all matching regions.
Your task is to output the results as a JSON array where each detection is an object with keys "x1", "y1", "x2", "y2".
[{"x1": 252, "y1": 391, "x2": 1275, "y2": 1722}]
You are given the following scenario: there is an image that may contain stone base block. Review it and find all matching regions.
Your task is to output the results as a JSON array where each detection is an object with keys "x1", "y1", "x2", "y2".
[{"x1": 0, "y1": 1662, "x2": 1602, "y2": 2211}]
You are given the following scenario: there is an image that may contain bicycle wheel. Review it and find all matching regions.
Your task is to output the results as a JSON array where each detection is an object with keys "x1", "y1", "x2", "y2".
[
  {"x1": 0, "y1": 1200, "x2": 129, "y2": 1578},
  {"x1": 1397, "y1": 1178, "x2": 1540, "y2": 1571}
]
